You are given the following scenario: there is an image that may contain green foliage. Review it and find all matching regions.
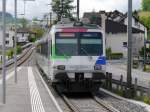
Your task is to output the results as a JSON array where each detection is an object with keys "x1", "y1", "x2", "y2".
[
  {"x1": 144, "y1": 96, "x2": 150, "y2": 104},
  {"x1": 31, "y1": 27, "x2": 45, "y2": 39},
  {"x1": 148, "y1": 31, "x2": 150, "y2": 40},
  {"x1": 19, "y1": 18, "x2": 28, "y2": 28},
  {"x1": 29, "y1": 35, "x2": 36, "y2": 42},
  {"x1": 139, "y1": 47, "x2": 150, "y2": 57},
  {"x1": 32, "y1": 17, "x2": 38, "y2": 21},
  {"x1": 139, "y1": 47, "x2": 144, "y2": 57},
  {"x1": 133, "y1": 10, "x2": 140, "y2": 19},
  {"x1": 6, "y1": 49, "x2": 14, "y2": 59},
  {"x1": 106, "y1": 47, "x2": 112, "y2": 60},
  {"x1": 52, "y1": 0, "x2": 75, "y2": 21},
  {"x1": 111, "y1": 53, "x2": 123, "y2": 59},
  {"x1": 140, "y1": 16, "x2": 150, "y2": 29},
  {"x1": 16, "y1": 45, "x2": 22, "y2": 54},
  {"x1": 142, "y1": 0, "x2": 150, "y2": 11}
]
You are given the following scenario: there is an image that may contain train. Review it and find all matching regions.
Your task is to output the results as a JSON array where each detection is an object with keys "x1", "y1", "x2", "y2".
[{"x1": 36, "y1": 18, "x2": 106, "y2": 92}]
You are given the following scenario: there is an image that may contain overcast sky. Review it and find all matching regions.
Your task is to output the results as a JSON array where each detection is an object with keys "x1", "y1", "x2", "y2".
[{"x1": 0, "y1": 0, "x2": 142, "y2": 19}]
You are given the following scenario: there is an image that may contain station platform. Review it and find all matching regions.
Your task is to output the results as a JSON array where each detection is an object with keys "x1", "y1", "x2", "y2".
[{"x1": 0, "y1": 66, "x2": 61, "y2": 112}]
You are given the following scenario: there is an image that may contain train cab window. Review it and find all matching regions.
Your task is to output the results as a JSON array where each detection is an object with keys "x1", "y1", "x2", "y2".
[
  {"x1": 79, "y1": 32, "x2": 103, "y2": 56},
  {"x1": 55, "y1": 32, "x2": 77, "y2": 56}
]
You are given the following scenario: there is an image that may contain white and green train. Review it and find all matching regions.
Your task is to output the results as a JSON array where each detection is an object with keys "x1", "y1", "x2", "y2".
[{"x1": 36, "y1": 20, "x2": 106, "y2": 92}]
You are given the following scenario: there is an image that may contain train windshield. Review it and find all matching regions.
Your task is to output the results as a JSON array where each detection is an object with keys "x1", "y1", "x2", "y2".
[
  {"x1": 55, "y1": 32, "x2": 78, "y2": 56},
  {"x1": 79, "y1": 32, "x2": 103, "y2": 56},
  {"x1": 55, "y1": 32, "x2": 103, "y2": 56}
]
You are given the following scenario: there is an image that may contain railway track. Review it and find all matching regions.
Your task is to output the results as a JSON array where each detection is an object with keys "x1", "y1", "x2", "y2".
[
  {"x1": 37, "y1": 63, "x2": 120, "y2": 112},
  {"x1": 37, "y1": 62, "x2": 148, "y2": 112},
  {"x1": 0, "y1": 45, "x2": 34, "y2": 70},
  {"x1": 60, "y1": 93, "x2": 119, "y2": 112}
]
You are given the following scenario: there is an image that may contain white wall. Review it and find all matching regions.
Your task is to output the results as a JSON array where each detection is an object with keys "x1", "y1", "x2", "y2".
[
  {"x1": 0, "y1": 27, "x2": 14, "y2": 48},
  {"x1": 124, "y1": 17, "x2": 146, "y2": 32},
  {"x1": 132, "y1": 33, "x2": 145, "y2": 56},
  {"x1": 106, "y1": 33, "x2": 128, "y2": 57},
  {"x1": 5, "y1": 30, "x2": 15, "y2": 47},
  {"x1": 17, "y1": 33, "x2": 29, "y2": 43},
  {"x1": 106, "y1": 33, "x2": 145, "y2": 58}
]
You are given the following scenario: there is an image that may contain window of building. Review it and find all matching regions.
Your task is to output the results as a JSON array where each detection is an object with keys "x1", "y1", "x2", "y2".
[
  {"x1": 6, "y1": 33, "x2": 9, "y2": 37},
  {"x1": 12, "y1": 36, "x2": 15, "y2": 40},
  {"x1": 135, "y1": 19, "x2": 138, "y2": 26},
  {"x1": 5, "y1": 41, "x2": 9, "y2": 44},
  {"x1": 123, "y1": 42, "x2": 127, "y2": 47}
]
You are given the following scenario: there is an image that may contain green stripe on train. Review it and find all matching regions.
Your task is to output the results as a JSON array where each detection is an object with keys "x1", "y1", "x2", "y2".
[{"x1": 50, "y1": 44, "x2": 71, "y2": 60}]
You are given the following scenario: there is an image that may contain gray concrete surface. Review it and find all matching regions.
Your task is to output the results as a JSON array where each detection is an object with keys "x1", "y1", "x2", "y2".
[{"x1": 0, "y1": 50, "x2": 59, "y2": 112}]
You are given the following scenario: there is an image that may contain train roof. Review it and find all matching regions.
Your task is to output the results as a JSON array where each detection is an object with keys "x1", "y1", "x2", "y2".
[{"x1": 53, "y1": 22, "x2": 101, "y2": 30}]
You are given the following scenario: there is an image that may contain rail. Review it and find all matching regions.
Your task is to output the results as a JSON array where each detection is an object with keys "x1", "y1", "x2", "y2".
[{"x1": 0, "y1": 44, "x2": 33, "y2": 70}]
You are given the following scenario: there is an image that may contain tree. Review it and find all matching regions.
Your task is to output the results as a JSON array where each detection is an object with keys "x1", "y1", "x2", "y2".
[
  {"x1": 31, "y1": 27, "x2": 45, "y2": 39},
  {"x1": 16, "y1": 45, "x2": 22, "y2": 54},
  {"x1": 6, "y1": 49, "x2": 14, "y2": 59},
  {"x1": 20, "y1": 18, "x2": 28, "y2": 28},
  {"x1": 142, "y1": 0, "x2": 150, "y2": 11},
  {"x1": 52, "y1": 0, "x2": 75, "y2": 21},
  {"x1": 106, "y1": 47, "x2": 112, "y2": 60},
  {"x1": 133, "y1": 10, "x2": 139, "y2": 19},
  {"x1": 140, "y1": 16, "x2": 150, "y2": 29}
]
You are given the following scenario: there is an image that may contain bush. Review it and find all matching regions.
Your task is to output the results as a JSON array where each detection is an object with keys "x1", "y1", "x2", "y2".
[
  {"x1": 6, "y1": 49, "x2": 14, "y2": 59},
  {"x1": 31, "y1": 27, "x2": 45, "y2": 39},
  {"x1": 29, "y1": 36, "x2": 36, "y2": 42},
  {"x1": 106, "y1": 47, "x2": 112, "y2": 59},
  {"x1": 17, "y1": 45, "x2": 22, "y2": 54},
  {"x1": 144, "y1": 96, "x2": 150, "y2": 105},
  {"x1": 111, "y1": 53, "x2": 123, "y2": 59}
]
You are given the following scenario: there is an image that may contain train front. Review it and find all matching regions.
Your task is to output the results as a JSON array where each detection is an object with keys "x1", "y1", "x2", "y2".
[{"x1": 51, "y1": 26, "x2": 106, "y2": 92}]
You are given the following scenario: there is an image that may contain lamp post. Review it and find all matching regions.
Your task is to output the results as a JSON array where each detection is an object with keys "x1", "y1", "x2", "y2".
[
  {"x1": 47, "y1": 4, "x2": 52, "y2": 28},
  {"x1": 127, "y1": 0, "x2": 132, "y2": 98},
  {"x1": 77, "y1": 0, "x2": 79, "y2": 21},
  {"x1": 14, "y1": 0, "x2": 35, "y2": 84},
  {"x1": 2, "y1": 0, "x2": 6, "y2": 104},
  {"x1": 14, "y1": 0, "x2": 17, "y2": 84}
]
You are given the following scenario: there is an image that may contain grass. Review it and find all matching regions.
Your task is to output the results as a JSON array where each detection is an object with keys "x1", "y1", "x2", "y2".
[
  {"x1": 134, "y1": 96, "x2": 150, "y2": 105},
  {"x1": 148, "y1": 31, "x2": 150, "y2": 40},
  {"x1": 139, "y1": 11, "x2": 150, "y2": 17},
  {"x1": 110, "y1": 88, "x2": 150, "y2": 105}
]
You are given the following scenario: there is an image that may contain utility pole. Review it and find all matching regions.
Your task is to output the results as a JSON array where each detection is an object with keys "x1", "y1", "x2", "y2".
[
  {"x1": 14, "y1": 0, "x2": 18, "y2": 84},
  {"x1": 50, "y1": 12, "x2": 52, "y2": 27},
  {"x1": 47, "y1": 16, "x2": 48, "y2": 28},
  {"x1": 127, "y1": 0, "x2": 132, "y2": 98},
  {"x1": 61, "y1": 0, "x2": 64, "y2": 18},
  {"x1": 2, "y1": 0, "x2": 6, "y2": 104},
  {"x1": 24, "y1": 0, "x2": 26, "y2": 16},
  {"x1": 77, "y1": 0, "x2": 79, "y2": 21}
]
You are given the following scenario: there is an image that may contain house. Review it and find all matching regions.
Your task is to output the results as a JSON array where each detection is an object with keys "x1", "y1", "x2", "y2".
[
  {"x1": 83, "y1": 10, "x2": 147, "y2": 58},
  {"x1": 0, "y1": 26, "x2": 15, "y2": 48},
  {"x1": 0, "y1": 46, "x2": 11, "y2": 62},
  {"x1": 17, "y1": 28, "x2": 36, "y2": 45}
]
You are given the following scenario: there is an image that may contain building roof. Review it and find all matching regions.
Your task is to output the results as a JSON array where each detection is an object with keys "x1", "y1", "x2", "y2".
[
  {"x1": 106, "y1": 19, "x2": 144, "y2": 34},
  {"x1": 83, "y1": 10, "x2": 146, "y2": 34}
]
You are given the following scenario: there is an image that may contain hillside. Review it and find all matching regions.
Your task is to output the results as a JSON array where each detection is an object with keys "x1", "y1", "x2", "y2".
[
  {"x1": 139, "y1": 11, "x2": 150, "y2": 40},
  {"x1": 139, "y1": 11, "x2": 150, "y2": 17},
  {"x1": 0, "y1": 12, "x2": 14, "y2": 24}
]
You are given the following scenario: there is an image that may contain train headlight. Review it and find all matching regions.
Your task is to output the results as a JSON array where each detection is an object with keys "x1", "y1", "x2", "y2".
[
  {"x1": 94, "y1": 65, "x2": 102, "y2": 70},
  {"x1": 57, "y1": 65, "x2": 65, "y2": 70}
]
